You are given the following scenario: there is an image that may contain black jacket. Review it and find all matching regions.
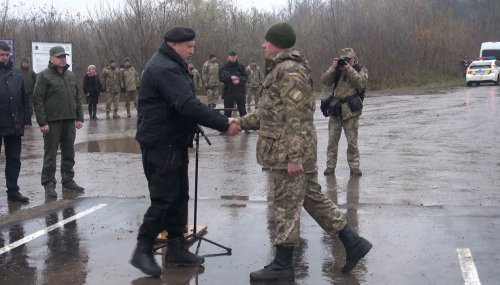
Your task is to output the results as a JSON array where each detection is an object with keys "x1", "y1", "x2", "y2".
[
  {"x1": 136, "y1": 43, "x2": 229, "y2": 149},
  {"x1": 83, "y1": 74, "x2": 102, "y2": 100},
  {"x1": 0, "y1": 61, "x2": 31, "y2": 136},
  {"x1": 219, "y1": 61, "x2": 248, "y2": 97}
]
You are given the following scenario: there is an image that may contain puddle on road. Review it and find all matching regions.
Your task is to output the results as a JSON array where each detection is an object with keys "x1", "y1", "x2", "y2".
[{"x1": 75, "y1": 137, "x2": 140, "y2": 154}]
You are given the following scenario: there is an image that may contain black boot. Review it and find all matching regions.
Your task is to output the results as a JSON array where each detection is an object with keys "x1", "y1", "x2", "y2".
[
  {"x1": 338, "y1": 224, "x2": 372, "y2": 273},
  {"x1": 130, "y1": 239, "x2": 162, "y2": 277},
  {"x1": 165, "y1": 237, "x2": 204, "y2": 267},
  {"x1": 249, "y1": 245, "x2": 295, "y2": 281},
  {"x1": 7, "y1": 191, "x2": 29, "y2": 203}
]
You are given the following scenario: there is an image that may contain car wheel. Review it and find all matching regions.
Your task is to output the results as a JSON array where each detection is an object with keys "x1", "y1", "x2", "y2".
[
  {"x1": 476, "y1": 82, "x2": 480, "y2": 87},
  {"x1": 467, "y1": 82, "x2": 472, "y2": 87},
  {"x1": 495, "y1": 75, "x2": 499, "y2": 86}
]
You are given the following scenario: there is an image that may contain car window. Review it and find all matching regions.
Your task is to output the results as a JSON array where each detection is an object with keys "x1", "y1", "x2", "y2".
[{"x1": 469, "y1": 64, "x2": 491, "y2": 69}]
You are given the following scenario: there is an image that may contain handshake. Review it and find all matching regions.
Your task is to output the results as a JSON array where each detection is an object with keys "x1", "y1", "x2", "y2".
[{"x1": 225, "y1": 118, "x2": 242, "y2": 136}]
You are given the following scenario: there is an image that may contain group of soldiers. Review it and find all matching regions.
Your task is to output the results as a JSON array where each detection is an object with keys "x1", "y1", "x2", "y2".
[{"x1": 187, "y1": 54, "x2": 263, "y2": 111}]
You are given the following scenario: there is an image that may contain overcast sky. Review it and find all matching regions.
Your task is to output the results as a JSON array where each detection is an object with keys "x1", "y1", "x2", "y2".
[{"x1": 12, "y1": 0, "x2": 288, "y2": 16}]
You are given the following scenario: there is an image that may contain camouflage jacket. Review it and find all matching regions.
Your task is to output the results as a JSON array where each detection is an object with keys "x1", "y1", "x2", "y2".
[
  {"x1": 121, "y1": 66, "x2": 140, "y2": 91},
  {"x1": 202, "y1": 61, "x2": 219, "y2": 88},
  {"x1": 245, "y1": 65, "x2": 263, "y2": 88},
  {"x1": 321, "y1": 64, "x2": 368, "y2": 120},
  {"x1": 190, "y1": 68, "x2": 202, "y2": 90},
  {"x1": 101, "y1": 66, "x2": 123, "y2": 93},
  {"x1": 239, "y1": 49, "x2": 317, "y2": 172}
]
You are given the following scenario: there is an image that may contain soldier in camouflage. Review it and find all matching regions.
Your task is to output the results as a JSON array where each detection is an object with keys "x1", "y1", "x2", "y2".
[
  {"x1": 321, "y1": 48, "x2": 368, "y2": 176},
  {"x1": 101, "y1": 59, "x2": 123, "y2": 119},
  {"x1": 237, "y1": 23, "x2": 372, "y2": 282},
  {"x1": 188, "y1": 62, "x2": 202, "y2": 92},
  {"x1": 245, "y1": 59, "x2": 263, "y2": 112},
  {"x1": 202, "y1": 54, "x2": 220, "y2": 108},
  {"x1": 121, "y1": 57, "x2": 140, "y2": 117}
]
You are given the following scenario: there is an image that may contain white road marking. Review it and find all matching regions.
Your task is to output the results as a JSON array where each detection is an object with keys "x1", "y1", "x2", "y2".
[
  {"x1": 0, "y1": 203, "x2": 107, "y2": 255},
  {"x1": 457, "y1": 248, "x2": 482, "y2": 285}
]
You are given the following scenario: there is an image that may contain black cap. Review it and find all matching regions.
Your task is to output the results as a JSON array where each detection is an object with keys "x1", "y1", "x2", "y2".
[
  {"x1": 0, "y1": 41, "x2": 10, "y2": 52},
  {"x1": 164, "y1": 27, "x2": 196, "y2": 43},
  {"x1": 209, "y1": 54, "x2": 216, "y2": 59},
  {"x1": 228, "y1": 51, "x2": 237, "y2": 56}
]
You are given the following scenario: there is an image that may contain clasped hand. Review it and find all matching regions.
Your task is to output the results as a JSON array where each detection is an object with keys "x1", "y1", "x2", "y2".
[{"x1": 225, "y1": 118, "x2": 241, "y2": 136}]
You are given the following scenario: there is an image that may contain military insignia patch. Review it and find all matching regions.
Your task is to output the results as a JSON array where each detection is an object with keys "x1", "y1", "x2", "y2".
[{"x1": 287, "y1": 68, "x2": 300, "y2": 77}]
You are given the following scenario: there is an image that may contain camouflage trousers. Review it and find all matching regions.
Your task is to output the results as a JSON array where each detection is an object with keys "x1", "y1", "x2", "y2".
[
  {"x1": 270, "y1": 170, "x2": 346, "y2": 246},
  {"x1": 326, "y1": 115, "x2": 360, "y2": 170},
  {"x1": 246, "y1": 86, "x2": 260, "y2": 111},
  {"x1": 206, "y1": 86, "x2": 220, "y2": 105},
  {"x1": 105, "y1": 92, "x2": 121, "y2": 112},
  {"x1": 123, "y1": 90, "x2": 137, "y2": 111}
]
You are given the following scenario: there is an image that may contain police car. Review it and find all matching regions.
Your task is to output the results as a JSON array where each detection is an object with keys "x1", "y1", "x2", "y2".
[{"x1": 466, "y1": 57, "x2": 500, "y2": 86}]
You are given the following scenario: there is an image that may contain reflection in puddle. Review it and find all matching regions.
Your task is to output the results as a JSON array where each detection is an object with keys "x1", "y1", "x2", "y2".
[{"x1": 75, "y1": 137, "x2": 140, "y2": 154}]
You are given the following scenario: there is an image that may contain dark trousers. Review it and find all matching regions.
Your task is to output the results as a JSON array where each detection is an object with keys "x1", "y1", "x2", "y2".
[
  {"x1": 223, "y1": 93, "x2": 247, "y2": 117},
  {"x1": 0, "y1": 135, "x2": 22, "y2": 193},
  {"x1": 41, "y1": 120, "x2": 76, "y2": 186},
  {"x1": 138, "y1": 147, "x2": 189, "y2": 243},
  {"x1": 87, "y1": 95, "x2": 98, "y2": 119}
]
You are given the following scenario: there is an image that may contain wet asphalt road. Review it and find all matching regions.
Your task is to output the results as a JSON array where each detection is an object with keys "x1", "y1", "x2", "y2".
[{"x1": 0, "y1": 85, "x2": 499, "y2": 284}]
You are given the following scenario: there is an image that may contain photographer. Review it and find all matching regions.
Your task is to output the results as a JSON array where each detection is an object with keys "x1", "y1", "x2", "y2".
[{"x1": 321, "y1": 48, "x2": 368, "y2": 176}]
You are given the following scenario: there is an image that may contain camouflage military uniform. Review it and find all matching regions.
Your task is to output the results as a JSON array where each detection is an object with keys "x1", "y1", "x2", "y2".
[
  {"x1": 239, "y1": 49, "x2": 347, "y2": 246},
  {"x1": 121, "y1": 65, "x2": 140, "y2": 116},
  {"x1": 321, "y1": 48, "x2": 368, "y2": 174},
  {"x1": 190, "y1": 68, "x2": 202, "y2": 91},
  {"x1": 202, "y1": 61, "x2": 220, "y2": 107},
  {"x1": 101, "y1": 66, "x2": 122, "y2": 116},
  {"x1": 245, "y1": 64, "x2": 263, "y2": 111}
]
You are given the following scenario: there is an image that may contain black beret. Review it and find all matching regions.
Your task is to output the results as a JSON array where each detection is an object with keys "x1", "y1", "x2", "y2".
[{"x1": 164, "y1": 27, "x2": 196, "y2": 42}]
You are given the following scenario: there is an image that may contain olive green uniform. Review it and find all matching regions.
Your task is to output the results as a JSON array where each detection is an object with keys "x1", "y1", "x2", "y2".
[
  {"x1": 101, "y1": 66, "x2": 123, "y2": 114},
  {"x1": 33, "y1": 63, "x2": 83, "y2": 187},
  {"x1": 121, "y1": 65, "x2": 140, "y2": 114},
  {"x1": 202, "y1": 61, "x2": 220, "y2": 106}
]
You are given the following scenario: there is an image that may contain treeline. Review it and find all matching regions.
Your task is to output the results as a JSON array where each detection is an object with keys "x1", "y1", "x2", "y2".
[{"x1": 2, "y1": 0, "x2": 499, "y2": 90}]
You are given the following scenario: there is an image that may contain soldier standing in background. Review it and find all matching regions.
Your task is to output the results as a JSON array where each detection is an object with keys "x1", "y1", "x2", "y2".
[
  {"x1": 32, "y1": 46, "x2": 85, "y2": 198},
  {"x1": 321, "y1": 48, "x2": 367, "y2": 176},
  {"x1": 202, "y1": 54, "x2": 220, "y2": 108},
  {"x1": 121, "y1": 57, "x2": 140, "y2": 117},
  {"x1": 101, "y1": 59, "x2": 123, "y2": 119},
  {"x1": 187, "y1": 62, "x2": 202, "y2": 92},
  {"x1": 245, "y1": 59, "x2": 263, "y2": 112},
  {"x1": 19, "y1": 58, "x2": 36, "y2": 117},
  {"x1": 237, "y1": 23, "x2": 372, "y2": 282}
]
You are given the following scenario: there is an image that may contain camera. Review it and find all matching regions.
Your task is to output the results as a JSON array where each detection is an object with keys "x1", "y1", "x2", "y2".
[{"x1": 336, "y1": 58, "x2": 349, "y2": 68}]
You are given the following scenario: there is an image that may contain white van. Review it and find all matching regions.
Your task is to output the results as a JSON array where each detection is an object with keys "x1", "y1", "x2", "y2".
[{"x1": 480, "y1": 42, "x2": 500, "y2": 59}]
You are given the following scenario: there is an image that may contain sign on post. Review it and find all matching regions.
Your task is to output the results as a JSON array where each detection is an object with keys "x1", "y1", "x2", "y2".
[{"x1": 32, "y1": 42, "x2": 72, "y2": 73}]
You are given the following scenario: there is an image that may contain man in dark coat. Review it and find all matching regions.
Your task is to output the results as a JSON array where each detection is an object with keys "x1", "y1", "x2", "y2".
[
  {"x1": 0, "y1": 41, "x2": 31, "y2": 203},
  {"x1": 219, "y1": 51, "x2": 249, "y2": 120},
  {"x1": 130, "y1": 27, "x2": 240, "y2": 277}
]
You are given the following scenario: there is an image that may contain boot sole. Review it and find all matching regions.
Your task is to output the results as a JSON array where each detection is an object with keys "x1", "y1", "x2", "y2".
[
  {"x1": 130, "y1": 259, "x2": 162, "y2": 277},
  {"x1": 341, "y1": 240, "x2": 372, "y2": 273}
]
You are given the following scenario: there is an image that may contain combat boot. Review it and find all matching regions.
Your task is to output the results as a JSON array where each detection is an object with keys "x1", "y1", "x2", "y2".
[
  {"x1": 44, "y1": 182, "x2": 57, "y2": 198},
  {"x1": 7, "y1": 191, "x2": 29, "y2": 203},
  {"x1": 165, "y1": 237, "x2": 204, "y2": 267},
  {"x1": 113, "y1": 111, "x2": 121, "y2": 119},
  {"x1": 106, "y1": 111, "x2": 110, "y2": 119},
  {"x1": 62, "y1": 181, "x2": 85, "y2": 192},
  {"x1": 324, "y1": 167, "x2": 335, "y2": 176},
  {"x1": 130, "y1": 240, "x2": 162, "y2": 277},
  {"x1": 250, "y1": 245, "x2": 294, "y2": 281},
  {"x1": 350, "y1": 168, "x2": 362, "y2": 176},
  {"x1": 338, "y1": 224, "x2": 372, "y2": 273}
]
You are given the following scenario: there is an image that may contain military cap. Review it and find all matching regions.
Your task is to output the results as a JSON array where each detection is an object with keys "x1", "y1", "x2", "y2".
[
  {"x1": 340, "y1": 48, "x2": 356, "y2": 59},
  {"x1": 265, "y1": 22, "x2": 296, "y2": 49},
  {"x1": 228, "y1": 51, "x2": 237, "y2": 56},
  {"x1": 0, "y1": 41, "x2": 10, "y2": 51},
  {"x1": 209, "y1": 54, "x2": 216, "y2": 59},
  {"x1": 163, "y1": 27, "x2": 196, "y2": 42},
  {"x1": 50, "y1": 46, "x2": 69, "y2": 56}
]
